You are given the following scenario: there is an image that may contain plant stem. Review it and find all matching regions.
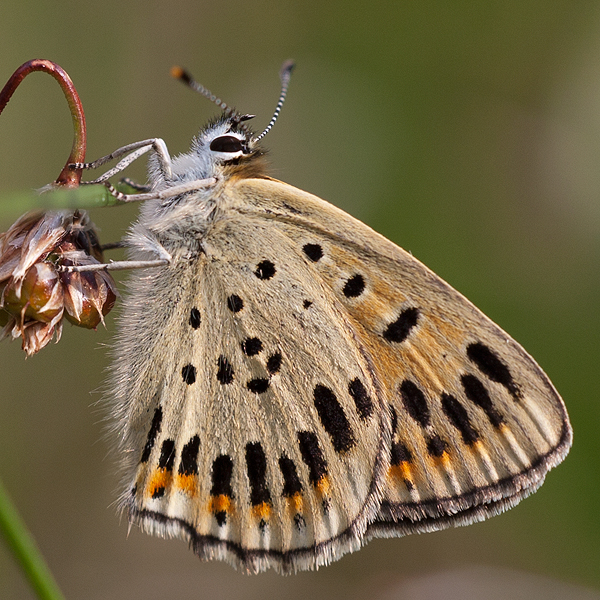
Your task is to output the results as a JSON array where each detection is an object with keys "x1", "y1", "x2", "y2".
[
  {"x1": 0, "y1": 59, "x2": 86, "y2": 187},
  {"x1": 0, "y1": 476, "x2": 66, "y2": 600}
]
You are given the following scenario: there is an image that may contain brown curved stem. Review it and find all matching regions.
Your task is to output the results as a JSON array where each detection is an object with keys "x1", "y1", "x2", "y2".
[{"x1": 0, "y1": 59, "x2": 86, "y2": 187}]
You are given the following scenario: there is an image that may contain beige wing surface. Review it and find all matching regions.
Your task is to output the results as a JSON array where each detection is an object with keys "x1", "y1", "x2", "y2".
[
  {"x1": 231, "y1": 177, "x2": 572, "y2": 537},
  {"x1": 110, "y1": 194, "x2": 389, "y2": 573}
]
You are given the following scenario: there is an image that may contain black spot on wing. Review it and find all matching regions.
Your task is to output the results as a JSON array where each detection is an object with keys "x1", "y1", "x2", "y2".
[
  {"x1": 158, "y1": 439, "x2": 176, "y2": 471},
  {"x1": 211, "y1": 454, "x2": 234, "y2": 497},
  {"x1": 303, "y1": 243, "x2": 323, "y2": 262},
  {"x1": 400, "y1": 380, "x2": 430, "y2": 428},
  {"x1": 141, "y1": 407, "x2": 162, "y2": 463},
  {"x1": 266, "y1": 352, "x2": 282, "y2": 375},
  {"x1": 348, "y1": 378, "x2": 374, "y2": 420},
  {"x1": 294, "y1": 513, "x2": 306, "y2": 530},
  {"x1": 178, "y1": 436, "x2": 200, "y2": 476},
  {"x1": 152, "y1": 486, "x2": 165, "y2": 499},
  {"x1": 247, "y1": 378, "x2": 270, "y2": 393},
  {"x1": 255, "y1": 260, "x2": 276, "y2": 280},
  {"x1": 246, "y1": 442, "x2": 272, "y2": 506},
  {"x1": 210, "y1": 454, "x2": 232, "y2": 528},
  {"x1": 467, "y1": 342, "x2": 521, "y2": 399},
  {"x1": 427, "y1": 434, "x2": 449, "y2": 458},
  {"x1": 297, "y1": 431, "x2": 328, "y2": 485},
  {"x1": 383, "y1": 307, "x2": 419, "y2": 343},
  {"x1": 216, "y1": 356, "x2": 234, "y2": 384},
  {"x1": 343, "y1": 274, "x2": 366, "y2": 298},
  {"x1": 441, "y1": 393, "x2": 479, "y2": 444},
  {"x1": 461, "y1": 374, "x2": 505, "y2": 428},
  {"x1": 390, "y1": 441, "x2": 412, "y2": 465},
  {"x1": 181, "y1": 364, "x2": 196, "y2": 385},
  {"x1": 227, "y1": 294, "x2": 244, "y2": 312},
  {"x1": 278, "y1": 455, "x2": 303, "y2": 497},
  {"x1": 313, "y1": 384, "x2": 356, "y2": 453},
  {"x1": 189, "y1": 308, "x2": 201, "y2": 329},
  {"x1": 241, "y1": 337, "x2": 263, "y2": 356}
]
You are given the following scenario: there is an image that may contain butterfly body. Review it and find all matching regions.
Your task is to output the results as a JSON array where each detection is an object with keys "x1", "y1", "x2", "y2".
[{"x1": 104, "y1": 105, "x2": 570, "y2": 573}]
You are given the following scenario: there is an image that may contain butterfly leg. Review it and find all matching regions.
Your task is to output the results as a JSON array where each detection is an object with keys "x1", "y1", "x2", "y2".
[
  {"x1": 120, "y1": 177, "x2": 152, "y2": 192},
  {"x1": 92, "y1": 177, "x2": 218, "y2": 203},
  {"x1": 60, "y1": 258, "x2": 170, "y2": 272},
  {"x1": 58, "y1": 248, "x2": 171, "y2": 273},
  {"x1": 70, "y1": 138, "x2": 173, "y2": 182},
  {"x1": 99, "y1": 241, "x2": 126, "y2": 251},
  {"x1": 59, "y1": 235, "x2": 172, "y2": 273}
]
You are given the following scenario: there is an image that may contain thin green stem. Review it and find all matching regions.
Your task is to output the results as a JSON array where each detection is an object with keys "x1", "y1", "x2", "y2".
[
  {"x1": 0, "y1": 182, "x2": 139, "y2": 224},
  {"x1": 0, "y1": 476, "x2": 66, "y2": 600}
]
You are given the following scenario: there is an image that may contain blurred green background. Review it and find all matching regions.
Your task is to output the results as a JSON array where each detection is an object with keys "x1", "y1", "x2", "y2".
[{"x1": 1, "y1": 1, "x2": 599, "y2": 599}]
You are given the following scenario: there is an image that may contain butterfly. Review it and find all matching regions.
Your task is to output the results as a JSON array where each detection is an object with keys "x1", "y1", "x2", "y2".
[{"x1": 70, "y1": 62, "x2": 571, "y2": 574}]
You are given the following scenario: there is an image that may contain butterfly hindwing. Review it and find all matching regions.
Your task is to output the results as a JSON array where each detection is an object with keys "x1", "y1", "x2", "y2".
[{"x1": 111, "y1": 209, "x2": 388, "y2": 573}]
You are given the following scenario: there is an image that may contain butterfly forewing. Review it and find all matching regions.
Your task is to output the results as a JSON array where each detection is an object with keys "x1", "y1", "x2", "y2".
[
  {"x1": 231, "y1": 177, "x2": 571, "y2": 530},
  {"x1": 112, "y1": 213, "x2": 388, "y2": 573}
]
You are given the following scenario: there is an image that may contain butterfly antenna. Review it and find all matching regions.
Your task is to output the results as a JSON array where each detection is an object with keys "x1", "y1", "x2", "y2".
[
  {"x1": 253, "y1": 60, "x2": 295, "y2": 143},
  {"x1": 171, "y1": 66, "x2": 234, "y2": 116}
]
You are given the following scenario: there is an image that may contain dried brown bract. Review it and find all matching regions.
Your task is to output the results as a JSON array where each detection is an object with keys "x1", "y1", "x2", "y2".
[{"x1": 0, "y1": 210, "x2": 117, "y2": 355}]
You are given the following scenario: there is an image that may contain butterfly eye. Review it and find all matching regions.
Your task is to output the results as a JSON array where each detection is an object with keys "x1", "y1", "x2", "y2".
[{"x1": 210, "y1": 135, "x2": 244, "y2": 153}]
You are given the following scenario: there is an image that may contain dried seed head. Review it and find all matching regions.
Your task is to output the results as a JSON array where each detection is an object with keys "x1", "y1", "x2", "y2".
[
  {"x1": 59, "y1": 250, "x2": 117, "y2": 329},
  {"x1": 20, "y1": 318, "x2": 64, "y2": 357},
  {"x1": 0, "y1": 210, "x2": 118, "y2": 354},
  {"x1": 1, "y1": 261, "x2": 64, "y2": 322}
]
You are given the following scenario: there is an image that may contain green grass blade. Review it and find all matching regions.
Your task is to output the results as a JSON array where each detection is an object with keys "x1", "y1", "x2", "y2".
[{"x1": 0, "y1": 476, "x2": 66, "y2": 600}]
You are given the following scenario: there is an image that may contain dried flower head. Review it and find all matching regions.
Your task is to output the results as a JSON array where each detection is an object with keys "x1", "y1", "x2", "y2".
[{"x1": 0, "y1": 210, "x2": 117, "y2": 355}]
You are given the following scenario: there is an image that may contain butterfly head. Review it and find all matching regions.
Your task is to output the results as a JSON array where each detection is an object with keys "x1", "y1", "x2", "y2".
[
  {"x1": 188, "y1": 113, "x2": 267, "y2": 180},
  {"x1": 172, "y1": 61, "x2": 294, "y2": 181}
]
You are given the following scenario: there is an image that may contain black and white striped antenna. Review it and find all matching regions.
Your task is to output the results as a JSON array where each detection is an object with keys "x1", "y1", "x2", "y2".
[
  {"x1": 171, "y1": 60, "x2": 295, "y2": 139},
  {"x1": 171, "y1": 65, "x2": 234, "y2": 116},
  {"x1": 253, "y1": 60, "x2": 295, "y2": 142}
]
